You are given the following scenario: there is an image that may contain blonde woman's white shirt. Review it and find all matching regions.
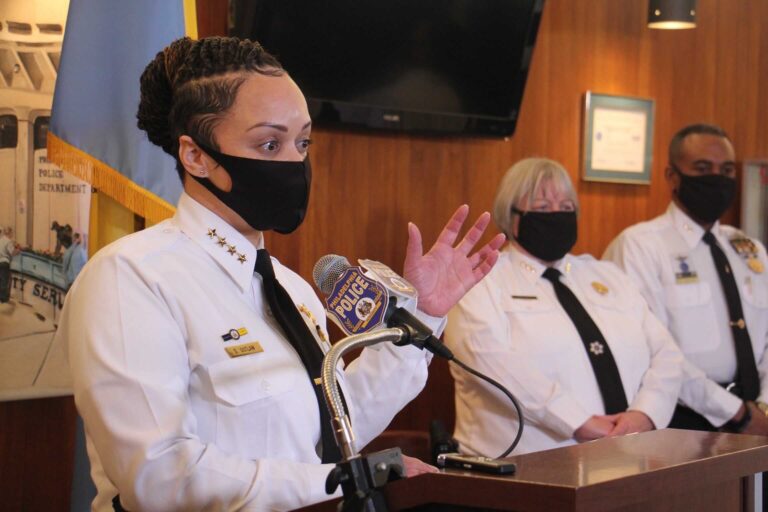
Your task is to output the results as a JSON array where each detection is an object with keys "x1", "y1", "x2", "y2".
[
  {"x1": 57, "y1": 192, "x2": 440, "y2": 512},
  {"x1": 444, "y1": 246, "x2": 682, "y2": 457},
  {"x1": 604, "y1": 202, "x2": 768, "y2": 427}
]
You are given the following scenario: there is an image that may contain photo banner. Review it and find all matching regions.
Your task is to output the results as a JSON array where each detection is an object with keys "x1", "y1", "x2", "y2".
[{"x1": 0, "y1": 0, "x2": 92, "y2": 400}]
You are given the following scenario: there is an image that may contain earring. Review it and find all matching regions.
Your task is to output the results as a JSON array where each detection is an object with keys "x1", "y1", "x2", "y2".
[{"x1": 199, "y1": 170, "x2": 208, "y2": 177}]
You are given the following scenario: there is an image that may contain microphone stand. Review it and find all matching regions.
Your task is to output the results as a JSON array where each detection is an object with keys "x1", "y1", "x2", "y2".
[{"x1": 322, "y1": 328, "x2": 410, "y2": 512}]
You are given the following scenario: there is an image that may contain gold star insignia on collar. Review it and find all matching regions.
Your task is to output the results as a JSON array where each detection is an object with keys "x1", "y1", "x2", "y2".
[
  {"x1": 207, "y1": 228, "x2": 217, "y2": 239},
  {"x1": 591, "y1": 281, "x2": 609, "y2": 295},
  {"x1": 227, "y1": 244, "x2": 237, "y2": 255},
  {"x1": 237, "y1": 253, "x2": 247, "y2": 264},
  {"x1": 216, "y1": 235, "x2": 227, "y2": 247}
]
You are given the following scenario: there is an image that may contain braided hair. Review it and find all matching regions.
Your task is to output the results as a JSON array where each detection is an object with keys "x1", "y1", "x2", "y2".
[{"x1": 137, "y1": 36, "x2": 284, "y2": 180}]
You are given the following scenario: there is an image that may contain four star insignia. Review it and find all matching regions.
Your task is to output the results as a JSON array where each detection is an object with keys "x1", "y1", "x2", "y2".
[
  {"x1": 589, "y1": 341, "x2": 605, "y2": 356},
  {"x1": 207, "y1": 227, "x2": 248, "y2": 264}
]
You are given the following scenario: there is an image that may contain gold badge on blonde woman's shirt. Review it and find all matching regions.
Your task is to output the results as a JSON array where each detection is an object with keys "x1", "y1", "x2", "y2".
[{"x1": 591, "y1": 282, "x2": 609, "y2": 295}]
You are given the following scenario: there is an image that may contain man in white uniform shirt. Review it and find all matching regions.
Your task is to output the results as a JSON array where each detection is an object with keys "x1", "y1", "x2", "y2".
[{"x1": 605, "y1": 124, "x2": 768, "y2": 436}]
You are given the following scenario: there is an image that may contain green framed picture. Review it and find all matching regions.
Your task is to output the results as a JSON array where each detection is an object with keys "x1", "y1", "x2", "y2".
[{"x1": 582, "y1": 92, "x2": 655, "y2": 185}]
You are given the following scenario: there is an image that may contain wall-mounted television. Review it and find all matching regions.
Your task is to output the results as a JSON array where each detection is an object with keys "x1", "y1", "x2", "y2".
[{"x1": 232, "y1": 0, "x2": 545, "y2": 137}]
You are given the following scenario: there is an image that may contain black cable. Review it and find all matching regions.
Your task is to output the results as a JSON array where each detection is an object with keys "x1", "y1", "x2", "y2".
[{"x1": 449, "y1": 356, "x2": 524, "y2": 459}]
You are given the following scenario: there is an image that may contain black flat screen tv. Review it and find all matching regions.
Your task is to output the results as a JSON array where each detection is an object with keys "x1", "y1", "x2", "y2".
[{"x1": 232, "y1": 0, "x2": 545, "y2": 137}]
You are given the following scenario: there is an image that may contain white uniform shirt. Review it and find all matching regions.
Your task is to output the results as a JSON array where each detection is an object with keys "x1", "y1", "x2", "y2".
[
  {"x1": 57, "y1": 193, "x2": 439, "y2": 512},
  {"x1": 444, "y1": 246, "x2": 682, "y2": 456},
  {"x1": 0, "y1": 234, "x2": 14, "y2": 264},
  {"x1": 604, "y1": 202, "x2": 768, "y2": 427}
]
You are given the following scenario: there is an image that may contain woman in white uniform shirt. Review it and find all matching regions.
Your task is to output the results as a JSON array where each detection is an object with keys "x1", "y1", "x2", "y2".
[
  {"x1": 444, "y1": 158, "x2": 682, "y2": 457},
  {"x1": 56, "y1": 36, "x2": 504, "y2": 511}
]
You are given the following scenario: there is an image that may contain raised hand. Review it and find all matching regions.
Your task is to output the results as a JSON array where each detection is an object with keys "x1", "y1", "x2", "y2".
[{"x1": 403, "y1": 205, "x2": 505, "y2": 317}]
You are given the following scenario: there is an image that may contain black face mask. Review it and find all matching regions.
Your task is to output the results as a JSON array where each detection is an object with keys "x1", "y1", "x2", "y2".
[
  {"x1": 192, "y1": 143, "x2": 311, "y2": 234},
  {"x1": 672, "y1": 166, "x2": 736, "y2": 224},
  {"x1": 512, "y1": 208, "x2": 578, "y2": 262}
]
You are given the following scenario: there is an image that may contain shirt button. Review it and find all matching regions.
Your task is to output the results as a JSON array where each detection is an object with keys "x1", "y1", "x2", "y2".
[{"x1": 162, "y1": 228, "x2": 173, "y2": 234}]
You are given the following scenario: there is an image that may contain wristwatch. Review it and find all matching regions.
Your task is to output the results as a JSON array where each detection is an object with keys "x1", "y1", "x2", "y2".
[{"x1": 723, "y1": 402, "x2": 752, "y2": 433}]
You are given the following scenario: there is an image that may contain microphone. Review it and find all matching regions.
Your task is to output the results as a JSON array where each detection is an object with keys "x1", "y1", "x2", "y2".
[
  {"x1": 314, "y1": 254, "x2": 526, "y2": 459},
  {"x1": 313, "y1": 254, "x2": 453, "y2": 360}
]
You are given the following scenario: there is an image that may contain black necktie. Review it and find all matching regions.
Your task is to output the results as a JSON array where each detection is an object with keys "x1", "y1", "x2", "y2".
[
  {"x1": 542, "y1": 267, "x2": 629, "y2": 414},
  {"x1": 255, "y1": 249, "x2": 343, "y2": 462},
  {"x1": 702, "y1": 231, "x2": 759, "y2": 401}
]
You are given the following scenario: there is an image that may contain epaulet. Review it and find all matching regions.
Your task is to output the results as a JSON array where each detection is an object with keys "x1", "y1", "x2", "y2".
[{"x1": 728, "y1": 231, "x2": 765, "y2": 274}]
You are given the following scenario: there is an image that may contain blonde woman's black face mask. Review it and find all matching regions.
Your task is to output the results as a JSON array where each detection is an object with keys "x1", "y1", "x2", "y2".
[
  {"x1": 193, "y1": 142, "x2": 311, "y2": 234},
  {"x1": 512, "y1": 208, "x2": 577, "y2": 262}
]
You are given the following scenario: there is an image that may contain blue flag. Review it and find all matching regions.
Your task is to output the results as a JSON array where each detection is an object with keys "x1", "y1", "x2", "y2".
[{"x1": 48, "y1": 0, "x2": 197, "y2": 223}]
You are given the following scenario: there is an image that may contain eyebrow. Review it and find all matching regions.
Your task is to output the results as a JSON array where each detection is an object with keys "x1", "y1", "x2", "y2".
[
  {"x1": 691, "y1": 159, "x2": 736, "y2": 167},
  {"x1": 246, "y1": 121, "x2": 312, "y2": 132}
]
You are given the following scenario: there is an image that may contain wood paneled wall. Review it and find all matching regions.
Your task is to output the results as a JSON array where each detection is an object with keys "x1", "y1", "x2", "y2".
[
  {"x1": 248, "y1": 0, "x2": 768, "y2": 431},
  {"x1": 2, "y1": 2, "x2": 767, "y2": 509}
]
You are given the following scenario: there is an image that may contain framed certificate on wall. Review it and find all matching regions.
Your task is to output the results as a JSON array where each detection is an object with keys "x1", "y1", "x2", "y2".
[{"x1": 582, "y1": 92, "x2": 655, "y2": 185}]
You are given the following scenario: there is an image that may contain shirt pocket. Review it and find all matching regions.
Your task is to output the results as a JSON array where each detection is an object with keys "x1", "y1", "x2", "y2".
[
  {"x1": 742, "y1": 279, "x2": 768, "y2": 309},
  {"x1": 205, "y1": 356, "x2": 312, "y2": 457},
  {"x1": 662, "y1": 282, "x2": 719, "y2": 353},
  {"x1": 502, "y1": 298, "x2": 569, "y2": 375},
  {"x1": 207, "y1": 356, "x2": 297, "y2": 407}
]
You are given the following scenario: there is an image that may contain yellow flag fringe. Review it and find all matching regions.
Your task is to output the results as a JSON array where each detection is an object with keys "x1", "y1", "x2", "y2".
[{"x1": 48, "y1": 132, "x2": 176, "y2": 225}]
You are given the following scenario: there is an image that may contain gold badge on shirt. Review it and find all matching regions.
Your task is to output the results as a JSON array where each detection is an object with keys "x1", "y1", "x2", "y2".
[
  {"x1": 298, "y1": 303, "x2": 331, "y2": 352},
  {"x1": 674, "y1": 256, "x2": 699, "y2": 284},
  {"x1": 225, "y1": 341, "x2": 264, "y2": 358},
  {"x1": 591, "y1": 282, "x2": 609, "y2": 295},
  {"x1": 220, "y1": 326, "x2": 264, "y2": 358},
  {"x1": 730, "y1": 235, "x2": 764, "y2": 274}
]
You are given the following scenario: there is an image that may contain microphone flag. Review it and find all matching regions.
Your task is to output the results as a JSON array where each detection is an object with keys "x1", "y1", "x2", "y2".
[{"x1": 324, "y1": 266, "x2": 389, "y2": 336}]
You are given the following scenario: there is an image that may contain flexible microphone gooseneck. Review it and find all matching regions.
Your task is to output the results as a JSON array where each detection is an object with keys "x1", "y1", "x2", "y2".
[{"x1": 313, "y1": 254, "x2": 524, "y2": 458}]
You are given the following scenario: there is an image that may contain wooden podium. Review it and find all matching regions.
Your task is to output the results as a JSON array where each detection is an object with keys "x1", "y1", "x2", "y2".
[{"x1": 296, "y1": 429, "x2": 768, "y2": 512}]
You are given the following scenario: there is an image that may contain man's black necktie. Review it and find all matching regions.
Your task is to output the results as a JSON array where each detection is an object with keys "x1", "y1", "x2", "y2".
[
  {"x1": 542, "y1": 267, "x2": 629, "y2": 414},
  {"x1": 255, "y1": 249, "x2": 343, "y2": 462},
  {"x1": 702, "y1": 231, "x2": 759, "y2": 401}
]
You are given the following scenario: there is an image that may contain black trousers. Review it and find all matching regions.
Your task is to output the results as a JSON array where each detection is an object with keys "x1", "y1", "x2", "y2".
[
  {"x1": 0, "y1": 262, "x2": 10, "y2": 303},
  {"x1": 669, "y1": 404, "x2": 718, "y2": 432}
]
